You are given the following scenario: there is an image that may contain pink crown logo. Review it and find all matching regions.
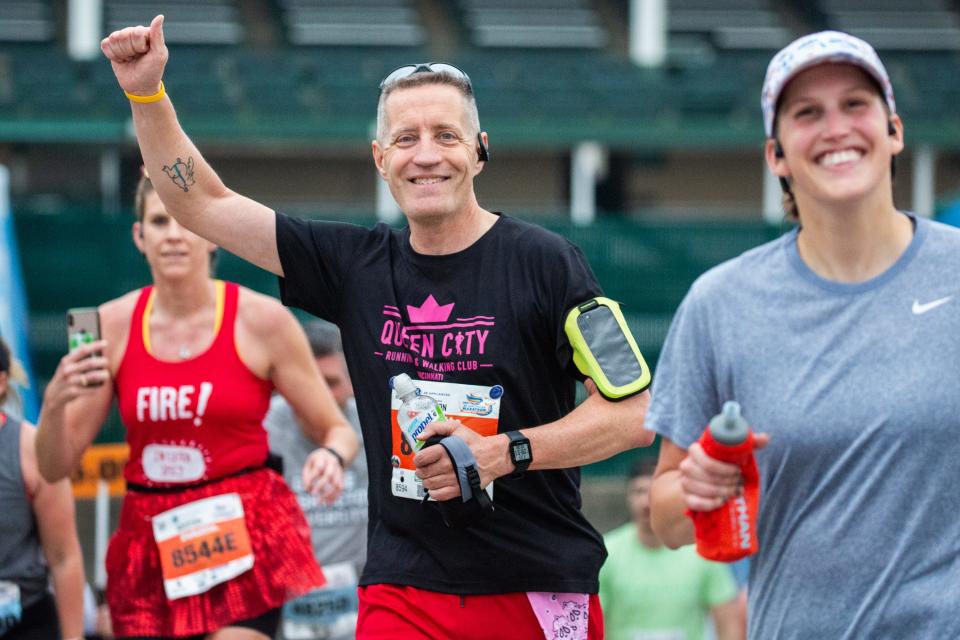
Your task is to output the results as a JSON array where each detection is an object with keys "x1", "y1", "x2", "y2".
[{"x1": 407, "y1": 294, "x2": 454, "y2": 324}]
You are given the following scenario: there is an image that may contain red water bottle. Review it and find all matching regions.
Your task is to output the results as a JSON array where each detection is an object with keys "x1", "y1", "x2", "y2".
[{"x1": 689, "y1": 401, "x2": 759, "y2": 562}]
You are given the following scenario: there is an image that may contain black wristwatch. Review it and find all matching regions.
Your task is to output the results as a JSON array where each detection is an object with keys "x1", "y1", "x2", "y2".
[{"x1": 506, "y1": 430, "x2": 532, "y2": 477}]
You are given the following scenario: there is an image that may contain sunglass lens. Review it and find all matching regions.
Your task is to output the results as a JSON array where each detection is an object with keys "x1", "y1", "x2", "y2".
[{"x1": 380, "y1": 65, "x2": 418, "y2": 89}]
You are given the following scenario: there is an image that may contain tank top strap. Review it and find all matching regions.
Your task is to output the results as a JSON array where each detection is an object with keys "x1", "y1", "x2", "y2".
[
  {"x1": 212, "y1": 280, "x2": 240, "y2": 352},
  {"x1": 125, "y1": 285, "x2": 154, "y2": 359}
]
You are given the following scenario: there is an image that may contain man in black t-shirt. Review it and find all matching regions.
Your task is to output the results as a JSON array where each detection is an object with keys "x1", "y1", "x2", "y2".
[{"x1": 103, "y1": 16, "x2": 653, "y2": 639}]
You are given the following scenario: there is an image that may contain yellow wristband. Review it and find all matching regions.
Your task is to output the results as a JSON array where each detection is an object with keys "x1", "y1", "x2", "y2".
[{"x1": 124, "y1": 81, "x2": 166, "y2": 104}]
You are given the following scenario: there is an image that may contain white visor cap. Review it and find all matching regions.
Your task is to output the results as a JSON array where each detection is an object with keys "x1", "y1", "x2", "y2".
[{"x1": 761, "y1": 30, "x2": 896, "y2": 138}]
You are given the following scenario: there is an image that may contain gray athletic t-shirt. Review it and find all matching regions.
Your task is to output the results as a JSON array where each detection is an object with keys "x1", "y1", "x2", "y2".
[
  {"x1": 265, "y1": 397, "x2": 367, "y2": 639},
  {"x1": 265, "y1": 397, "x2": 367, "y2": 571},
  {"x1": 648, "y1": 215, "x2": 960, "y2": 639}
]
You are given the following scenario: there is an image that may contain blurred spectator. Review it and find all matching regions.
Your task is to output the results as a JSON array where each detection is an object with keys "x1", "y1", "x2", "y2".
[
  {"x1": 0, "y1": 337, "x2": 85, "y2": 640},
  {"x1": 600, "y1": 458, "x2": 743, "y2": 640},
  {"x1": 82, "y1": 583, "x2": 114, "y2": 640},
  {"x1": 265, "y1": 320, "x2": 368, "y2": 640}
]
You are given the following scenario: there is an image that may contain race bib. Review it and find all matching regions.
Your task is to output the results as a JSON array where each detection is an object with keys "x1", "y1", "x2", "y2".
[
  {"x1": 526, "y1": 592, "x2": 589, "y2": 640},
  {"x1": 389, "y1": 381, "x2": 502, "y2": 501},
  {"x1": 142, "y1": 444, "x2": 207, "y2": 483},
  {"x1": 282, "y1": 562, "x2": 359, "y2": 640},
  {"x1": 0, "y1": 581, "x2": 21, "y2": 636},
  {"x1": 152, "y1": 493, "x2": 254, "y2": 600}
]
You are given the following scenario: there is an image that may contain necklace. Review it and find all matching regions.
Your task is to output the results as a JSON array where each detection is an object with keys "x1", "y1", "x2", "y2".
[{"x1": 178, "y1": 344, "x2": 192, "y2": 359}]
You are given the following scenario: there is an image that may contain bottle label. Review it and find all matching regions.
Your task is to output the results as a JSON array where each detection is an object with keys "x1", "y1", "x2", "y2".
[
  {"x1": 400, "y1": 404, "x2": 446, "y2": 453},
  {"x1": 389, "y1": 380, "x2": 503, "y2": 501}
]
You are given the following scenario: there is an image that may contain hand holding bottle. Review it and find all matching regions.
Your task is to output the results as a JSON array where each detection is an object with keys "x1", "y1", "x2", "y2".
[{"x1": 682, "y1": 401, "x2": 769, "y2": 562}]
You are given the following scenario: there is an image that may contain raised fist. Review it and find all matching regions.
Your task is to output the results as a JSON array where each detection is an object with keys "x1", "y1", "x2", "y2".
[{"x1": 100, "y1": 14, "x2": 168, "y2": 98}]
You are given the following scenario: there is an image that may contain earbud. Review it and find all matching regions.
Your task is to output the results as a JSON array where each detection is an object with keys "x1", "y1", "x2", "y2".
[
  {"x1": 477, "y1": 133, "x2": 489, "y2": 162},
  {"x1": 887, "y1": 120, "x2": 896, "y2": 136},
  {"x1": 771, "y1": 140, "x2": 790, "y2": 193}
]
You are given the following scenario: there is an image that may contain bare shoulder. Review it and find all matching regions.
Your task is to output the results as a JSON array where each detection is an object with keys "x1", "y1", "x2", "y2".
[
  {"x1": 98, "y1": 289, "x2": 141, "y2": 367},
  {"x1": 18, "y1": 420, "x2": 40, "y2": 494},
  {"x1": 236, "y1": 287, "x2": 296, "y2": 338},
  {"x1": 98, "y1": 290, "x2": 140, "y2": 337}
]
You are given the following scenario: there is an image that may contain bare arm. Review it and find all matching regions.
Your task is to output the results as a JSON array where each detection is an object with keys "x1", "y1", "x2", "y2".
[
  {"x1": 649, "y1": 439, "x2": 697, "y2": 548},
  {"x1": 101, "y1": 15, "x2": 281, "y2": 275},
  {"x1": 34, "y1": 341, "x2": 113, "y2": 482},
  {"x1": 22, "y1": 425, "x2": 85, "y2": 639},
  {"x1": 712, "y1": 593, "x2": 747, "y2": 640},
  {"x1": 242, "y1": 294, "x2": 358, "y2": 503},
  {"x1": 415, "y1": 382, "x2": 653, "y2": 501}
]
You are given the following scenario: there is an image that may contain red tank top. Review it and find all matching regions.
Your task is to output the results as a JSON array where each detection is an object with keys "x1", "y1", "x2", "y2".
[{"x1": 116, "y1": 281, "x2": 273, "y2": 487}]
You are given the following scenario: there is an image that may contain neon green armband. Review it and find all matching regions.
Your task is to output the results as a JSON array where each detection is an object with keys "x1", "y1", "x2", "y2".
[{"x1": 564, "y1": 297, "x2": 651, "y2": 399}]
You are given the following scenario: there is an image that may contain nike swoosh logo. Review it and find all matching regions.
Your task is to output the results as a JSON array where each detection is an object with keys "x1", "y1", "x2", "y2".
[{"x1": 912, "y1": 296, "x2": 953, "y2": 315}]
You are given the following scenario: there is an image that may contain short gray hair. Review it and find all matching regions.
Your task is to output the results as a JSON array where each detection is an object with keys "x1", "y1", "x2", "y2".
[
  {"x1": 376, "y1": 72, "x2": 481, "y2": 145},
  {"x1": 303, "y1": 320, "x2": 343, "y2": 358}
]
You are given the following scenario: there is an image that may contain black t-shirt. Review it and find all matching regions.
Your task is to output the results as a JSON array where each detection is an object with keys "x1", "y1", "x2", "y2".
[{"x1": 276, "y1": 212, "x2": 606, "y2": 594}]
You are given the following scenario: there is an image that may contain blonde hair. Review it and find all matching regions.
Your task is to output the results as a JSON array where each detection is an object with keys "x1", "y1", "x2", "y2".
[
  {"x1": 0, "y1": 338, "x2": 29, "y2": 405},
  {"x1": 134, "y1": 173, "x2": 154, "y2": 223}
]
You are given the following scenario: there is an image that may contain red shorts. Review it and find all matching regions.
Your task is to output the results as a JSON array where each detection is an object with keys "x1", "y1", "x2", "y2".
[
  {"x1": 105, "y1": 468, "x2": 324, "y2": 638},
  {"x1": 357, "y1": 584, "x2": 604, "y2": 640}
]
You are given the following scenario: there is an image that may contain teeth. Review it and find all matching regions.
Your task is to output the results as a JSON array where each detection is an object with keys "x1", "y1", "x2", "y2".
[
  {"x1": 413, "y1": 177, "x2": 444, "y2": 184},
  {"x1": 820, "y1": 149, "x2": 861, "y2": 167}
]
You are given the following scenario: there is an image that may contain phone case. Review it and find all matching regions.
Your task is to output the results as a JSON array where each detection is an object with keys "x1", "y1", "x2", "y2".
[{"x1": 67, "y1": 307, "x2": 101, "y2": 352}]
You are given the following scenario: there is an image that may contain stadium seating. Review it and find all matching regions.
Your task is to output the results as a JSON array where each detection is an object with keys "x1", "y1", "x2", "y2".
[
  {"x1": 104, "y1": 0, "x2": 244, "y2": 44},
  {"x1": 3, "y1": 1, "x2": 960, "y2": 147},
  {"x1": 817, "y1": 0, "x2": 960, "y2": 50},
  {"x1": 278, "y1": 0, "x2": 425, "y2": 46},
  {"x1": 0, "y1": 0, "x2": 54, "y2": 42},
  {"x1": 458, "y1": 0, "x2": 608, "y2": 48}
]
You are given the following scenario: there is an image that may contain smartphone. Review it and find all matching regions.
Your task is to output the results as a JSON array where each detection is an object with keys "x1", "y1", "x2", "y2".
[
  {"x1": 67, "y1": 307, "x2": 104, "y2": 387},
  {"x1": 67, "y1": 307, "x2": 101, "y2": 352}
]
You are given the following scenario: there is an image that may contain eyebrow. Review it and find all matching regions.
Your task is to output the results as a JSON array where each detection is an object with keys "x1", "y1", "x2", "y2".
[
  {"x1": 782, "y1": 84, "x2": 875, "y2": 110},
  {"x1": 391, "y1": 122, "x2": 465, "y2": 136}
]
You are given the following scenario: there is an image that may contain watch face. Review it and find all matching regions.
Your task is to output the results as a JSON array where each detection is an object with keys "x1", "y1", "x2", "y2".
[{"x1": 512, "y1": 442, "x2": 531, "y2": 462}]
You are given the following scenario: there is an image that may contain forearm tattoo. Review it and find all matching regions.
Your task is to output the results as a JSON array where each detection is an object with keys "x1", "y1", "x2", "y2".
[{"x1": 162, "y1": 156, "x2": 196, "y2": 192}]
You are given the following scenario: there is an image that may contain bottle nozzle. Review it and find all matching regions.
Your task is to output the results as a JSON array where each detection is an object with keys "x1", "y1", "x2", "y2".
[
  {"x1": 722, "y1": 401, "x2": 741, "y2": 421},
  {"x1": 709, "y1": 400, "x2": 749, "y2": 445}
]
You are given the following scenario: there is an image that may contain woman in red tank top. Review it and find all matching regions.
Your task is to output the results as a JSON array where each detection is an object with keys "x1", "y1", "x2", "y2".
[{"x1": 34, "y1": 174, "x2": 359, "y2": 639}]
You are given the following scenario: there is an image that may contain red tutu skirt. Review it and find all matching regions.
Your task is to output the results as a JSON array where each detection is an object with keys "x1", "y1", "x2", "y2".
[{"x1": 106, "y1": 468, "x2": 325, "y2": 637}]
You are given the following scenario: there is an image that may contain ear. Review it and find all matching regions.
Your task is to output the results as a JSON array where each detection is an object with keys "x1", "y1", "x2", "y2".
[
  {"x1": 764, "y1": 138, "x2": 790, "y2": 178},
  {"x1": 132, "y1": 222, "x2": 145, "y2": 253},
  {"x1": 371, "y1": 140, "x2": 388, "y2": 179},
  {"x1": 888, "y1": 114, "x2": 905, "y2": 157}
]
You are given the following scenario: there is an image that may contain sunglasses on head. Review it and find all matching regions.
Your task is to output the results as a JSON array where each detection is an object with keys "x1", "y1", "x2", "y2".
[{"x1": 379, "y1": 62, "x2": 474, "y2": 92}]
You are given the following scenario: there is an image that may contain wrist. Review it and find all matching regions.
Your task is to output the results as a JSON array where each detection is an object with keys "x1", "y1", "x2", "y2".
[
  {"x1": 493, "y1": 433, "x2": 515, "y2": 478},
  {"x1": 124, "y1": 81, "x2": 166, "y2": 103},
  {"x1": 505, "y1": 430, "x2": 533, "y2": 477},
  {"x1": 319, "y1": 446, "x2": 344, "y2": 469}
]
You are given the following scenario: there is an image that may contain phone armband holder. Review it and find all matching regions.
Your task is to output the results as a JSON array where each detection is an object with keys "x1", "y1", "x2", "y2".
[{"x1": 564, "y1": 297, "x2": 651, "y2": 399}]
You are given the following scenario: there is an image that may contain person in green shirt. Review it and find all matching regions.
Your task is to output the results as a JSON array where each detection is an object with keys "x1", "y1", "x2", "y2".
[{"x1": 600, "y1": 458, "x2": 744, "y2": 640}]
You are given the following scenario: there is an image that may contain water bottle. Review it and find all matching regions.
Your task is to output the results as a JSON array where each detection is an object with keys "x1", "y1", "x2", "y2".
[
  {"x1": 392, "y1": 373, "x2": 446, "y2": 453},
  {"x1": 690, "y1": 401, "x2": 760, "y2": 562}
]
